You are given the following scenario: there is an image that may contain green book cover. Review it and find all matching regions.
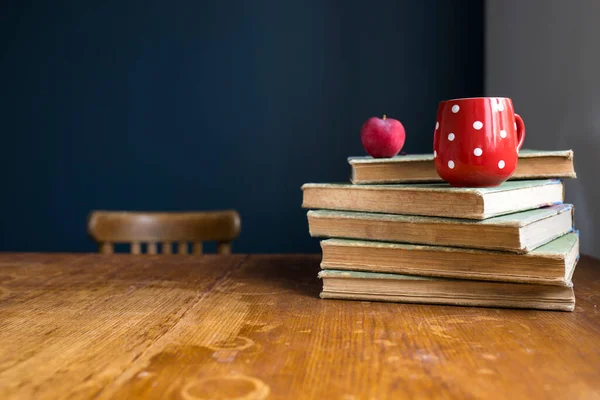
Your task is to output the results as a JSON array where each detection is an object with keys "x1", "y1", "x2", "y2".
[
  {"x1": 318, "y1": 268, "x2": 576, "y2": 311},
  {"x1": 302, "y1": 179, "x2": 565, "y2": 219},
  {"x1": 308, "y1": 204, "x2": 574, "y2": 253},
  {"x1": 347, "y1": 149, "x2": 576, "y2": 184},
  {"x1": 320, "y1": 232, "x2": 580, "y2": 286},
  {"x1": 302, "y1": 179, "x2": 561, "y2": 194},
  {"x1": 308, "y1": 203, "x2": 572, "y2": 228},
  {"x1": 348, "y1": 149, "x2": 574, "y2": 165},
  {"x1": 321, "y1": 232, "x2": 579, "y2": 258}
]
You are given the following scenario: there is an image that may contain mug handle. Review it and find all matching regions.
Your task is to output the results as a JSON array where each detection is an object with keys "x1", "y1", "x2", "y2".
[{"x1": 515, "y1": 114, "x2": 526, "y2": 150}]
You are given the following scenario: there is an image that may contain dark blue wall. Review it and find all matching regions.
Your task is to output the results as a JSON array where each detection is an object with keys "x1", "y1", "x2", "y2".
[{"x1": 0, "y1": 0, "x2": 483, "y2": 253}]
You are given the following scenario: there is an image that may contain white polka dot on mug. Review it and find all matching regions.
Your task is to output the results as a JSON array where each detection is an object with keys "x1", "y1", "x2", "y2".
[{"x1": 433, "y1": 97, "x2": 525, "y2": 187}]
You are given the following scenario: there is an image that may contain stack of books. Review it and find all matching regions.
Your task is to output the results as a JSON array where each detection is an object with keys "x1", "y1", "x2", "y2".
[{"x1": 302, "y1": 150, "x2": 578, "y2": 311}]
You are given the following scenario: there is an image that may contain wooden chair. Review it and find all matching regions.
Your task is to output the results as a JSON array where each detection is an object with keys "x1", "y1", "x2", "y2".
[{"x1": 87, "y1": 210, "x2": 241, "y2": 255}]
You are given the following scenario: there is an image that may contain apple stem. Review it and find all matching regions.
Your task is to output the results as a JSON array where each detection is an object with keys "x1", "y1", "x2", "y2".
[{"x1": 383, "y1": 114, "x2": 387, "y2": 120}]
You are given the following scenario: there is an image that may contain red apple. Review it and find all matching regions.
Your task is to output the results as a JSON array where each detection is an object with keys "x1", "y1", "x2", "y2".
[{"x1": 360, "y1": 115, "x2": 405, "y2": 158}]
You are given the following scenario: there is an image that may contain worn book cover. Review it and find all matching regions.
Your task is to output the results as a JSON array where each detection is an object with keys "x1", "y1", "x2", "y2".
[
  {"x1": 320, "y1": 232, "x2": 579, "y2": 286},
  {"x1": 319, "y1": 269, "x2": 575, "y2": 311},
  {"x1": 308, "y1": 204, "x2": 574, "y2": 253},
  {"x1": 302, "y1": 179, "x2": 564, "y2": 219},
  {"x1": 348, "y1": 149, "x2": 576, "y2": 184}
]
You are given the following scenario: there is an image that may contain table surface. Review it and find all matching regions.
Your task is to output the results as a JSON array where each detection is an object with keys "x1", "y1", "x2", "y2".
[{"x1": 0, "y1": 253, "x2": 599, "y2": 400}]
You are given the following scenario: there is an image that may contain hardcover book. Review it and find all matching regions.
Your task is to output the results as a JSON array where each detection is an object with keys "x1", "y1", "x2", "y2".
[
  {"x1": 302, "y1": 179, "x2": 564, "y2": 220},
  {"x1": 308, "y1": 204, "x2": 573, "y2": 253},
  {"x1": 349, "y1": 149, "x2": 576, "y2": 184},
  {"x1": 320, "y1": 232, "x2": 579, "y2": 286},
  {"x1": 319, "y1": 270, "x2": 575, "y2": 311}
]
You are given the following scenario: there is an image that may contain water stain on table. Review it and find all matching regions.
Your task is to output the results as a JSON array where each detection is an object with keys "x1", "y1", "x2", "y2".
[{"x1": 1, "y1": 254, "x2": 600, "y2": 400}]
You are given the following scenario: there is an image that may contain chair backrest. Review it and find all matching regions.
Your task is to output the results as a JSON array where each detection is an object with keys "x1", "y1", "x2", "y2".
[{"x1": 87, "y1": 210, "x2": 241, "y2": 255}]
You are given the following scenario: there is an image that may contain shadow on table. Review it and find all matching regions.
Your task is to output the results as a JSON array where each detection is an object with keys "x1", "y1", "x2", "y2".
[{"x1": 233, "y1": 254, "x2": 322, "y2": 298}]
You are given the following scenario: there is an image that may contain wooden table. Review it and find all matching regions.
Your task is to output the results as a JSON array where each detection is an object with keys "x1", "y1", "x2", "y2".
[{"x1": 1, "y1": 254, "x2": 599, "y2": 399}]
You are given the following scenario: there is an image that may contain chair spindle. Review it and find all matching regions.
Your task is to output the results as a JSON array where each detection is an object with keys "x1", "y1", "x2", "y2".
[
  {"x1": 193, "y1": 242, "x2": 203, "y2": 255},
  {"x1": 100, "y1": 242, "x2": 113, "y2": 254},
  {"x1": 179, "y1": 241, "x2": 188, "y2": 255},
  {"x1": 216, "y1": 242, "x2": 232, "y2": 255},
  {"x1": 131, "y1": 242, "x2": 141, "y2": 255}
]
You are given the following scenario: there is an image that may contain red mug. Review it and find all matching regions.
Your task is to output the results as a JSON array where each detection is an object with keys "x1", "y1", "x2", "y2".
[{"x1": 433, "y1": 97, "x2": 525, "y2": 187}]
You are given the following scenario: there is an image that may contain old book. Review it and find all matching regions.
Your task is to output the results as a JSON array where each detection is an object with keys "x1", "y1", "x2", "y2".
[
  {"x1": 319, "y1": 270, "x2": 575, "y2": 311},
  {"x1": 349, "y1": 149, "x2": 576, "y2": 184},
  {"x1": 308, "y1": 204, "x2": 573, "y2": 253},
  {"x1": 320, "y1": 232, "x2": 579, "y2": 286},
  {"x1": 301, "y1": 179, "x2": 564, "y2": 220}
]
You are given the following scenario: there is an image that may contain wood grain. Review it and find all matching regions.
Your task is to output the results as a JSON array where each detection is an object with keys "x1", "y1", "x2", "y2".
[{"x1": 0, "y1": 254, "x2": 599, "y2": 399}]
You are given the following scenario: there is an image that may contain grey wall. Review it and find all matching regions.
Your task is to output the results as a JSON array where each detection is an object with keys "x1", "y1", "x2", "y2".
[
  {"x1": 486, "y1": 0, "x2": 600, "y2": 257},
  {"x1": 0, "y1": 0, "x2": 484, "y2": 254}
]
